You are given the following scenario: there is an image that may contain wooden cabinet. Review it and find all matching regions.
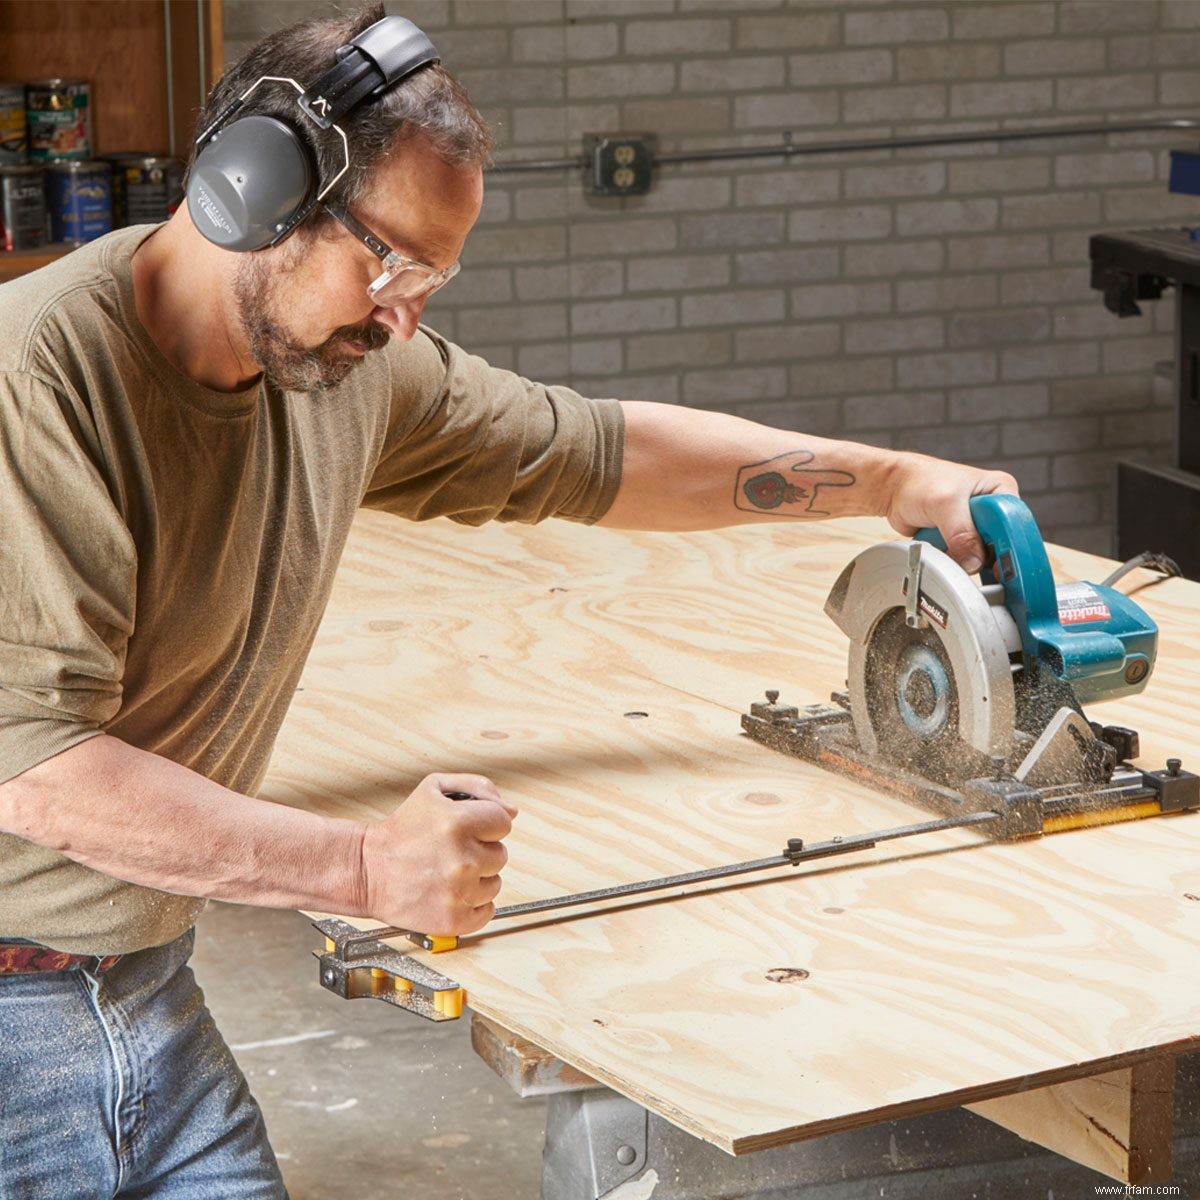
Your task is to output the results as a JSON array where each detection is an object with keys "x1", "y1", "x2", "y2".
[{"x1": 0, "y1": 0, "x2": 223, "y2": 282}]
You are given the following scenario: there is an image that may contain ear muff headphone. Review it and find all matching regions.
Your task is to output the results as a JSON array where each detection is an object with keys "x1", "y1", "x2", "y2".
[{"x1": 187, "y1": 16, "x2": 439, "y2": 252}]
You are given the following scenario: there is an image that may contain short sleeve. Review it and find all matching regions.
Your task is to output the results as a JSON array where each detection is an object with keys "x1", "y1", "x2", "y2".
[
  {"x1": 361, "y1": 328, "x2": 625, "y2": 526},
  {"x1": 0, "y1": 373, "x2": 136, "y2": 784}
]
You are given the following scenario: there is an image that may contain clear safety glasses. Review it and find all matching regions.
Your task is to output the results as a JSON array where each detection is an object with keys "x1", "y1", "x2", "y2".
[{"x1": 322, "y1": 201, "x2": 461, "y2": 308}]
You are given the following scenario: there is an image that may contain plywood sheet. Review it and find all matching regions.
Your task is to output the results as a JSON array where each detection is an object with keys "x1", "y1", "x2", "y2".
[{"x1": 263, "y1": 512, "x2": 1200, "y2": 1153}]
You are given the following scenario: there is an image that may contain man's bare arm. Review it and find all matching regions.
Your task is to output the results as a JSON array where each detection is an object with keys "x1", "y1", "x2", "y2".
[
  {"x1": 0, "y1": 734, "x2": 515, "y2": 936},
  {"x1": 598, "y1": 402, "x2": 1018, "y2": 573}
]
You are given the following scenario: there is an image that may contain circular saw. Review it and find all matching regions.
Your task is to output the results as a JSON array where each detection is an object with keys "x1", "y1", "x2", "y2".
[{"x1": 743, "y1": 495, "x2": 1197, "y2": 839}]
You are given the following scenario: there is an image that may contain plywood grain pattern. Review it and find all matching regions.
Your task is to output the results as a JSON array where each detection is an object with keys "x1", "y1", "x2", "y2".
[{"x1": 264, "y1": 512, "x2": 1200, "y2": 1153}]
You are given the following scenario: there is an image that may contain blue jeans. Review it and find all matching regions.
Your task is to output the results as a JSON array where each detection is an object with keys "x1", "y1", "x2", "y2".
[{"x1": 0, "y1": 928, "x2": 287, "y2": 1199}]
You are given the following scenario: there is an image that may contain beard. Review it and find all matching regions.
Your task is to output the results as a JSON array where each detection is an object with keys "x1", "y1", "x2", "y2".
[{"x1": 233, "y1": 249, "x2": 390, "y2": 393}]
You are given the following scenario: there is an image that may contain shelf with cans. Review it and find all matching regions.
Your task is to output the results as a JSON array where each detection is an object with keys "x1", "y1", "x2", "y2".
[{"x1": 1, "y1": 79, "x2": 184, "y2": 275}]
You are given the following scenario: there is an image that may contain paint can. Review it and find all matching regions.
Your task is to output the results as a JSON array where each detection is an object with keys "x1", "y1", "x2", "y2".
[
  {"x1": 46, "y1": 160, "x2": 111, "y2": 244},
  {"x1": 105, "y1": 154, "x2": 185, "y2": 227},
  {"x1": 0, "y1": 82, "x2": 26, "y2": 164},
  {"x1": 0, "y1": 164, "x2": 45, "y2": 250},
  {"x1": 27, "y1": 78, "x2": 92, "y2": 162}
]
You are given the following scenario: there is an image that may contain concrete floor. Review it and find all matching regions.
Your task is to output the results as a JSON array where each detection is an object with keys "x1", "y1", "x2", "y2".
[
  {"x1": 193, "y1": 901, "x2": 1200, "y2": 1200},
  {"x1": 193, "y1": 901, "x2": 547, "y2": 1200}
]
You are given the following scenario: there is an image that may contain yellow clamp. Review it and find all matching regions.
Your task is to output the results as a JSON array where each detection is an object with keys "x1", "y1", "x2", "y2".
[{"x1": 433, "y1": 987, "x2": 465, "y2": 1018}]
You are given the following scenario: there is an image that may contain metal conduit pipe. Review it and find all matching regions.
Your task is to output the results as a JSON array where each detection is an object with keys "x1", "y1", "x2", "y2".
[{"x1": 489, "y1": 117, "x2": 1200, "y2": 176}]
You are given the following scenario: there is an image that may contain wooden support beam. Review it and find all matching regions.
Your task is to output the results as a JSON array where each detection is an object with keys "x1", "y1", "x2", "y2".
[
  {"x1": 471, "y1": 1013, "x2": 604, "y2": 1098},
  {"x1": 967, "y1": 1057, "x2": 1176, "y2": 1185}
]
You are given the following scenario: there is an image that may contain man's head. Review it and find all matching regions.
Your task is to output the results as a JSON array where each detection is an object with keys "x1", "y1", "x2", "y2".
[{"x1": 189, "y1": 4, "x2": 491, "y2": 391}]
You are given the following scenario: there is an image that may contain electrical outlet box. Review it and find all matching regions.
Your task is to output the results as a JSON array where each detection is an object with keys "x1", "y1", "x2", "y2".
[{"x1": 584, "y1": 134, "x2": 655, "y2": 196}]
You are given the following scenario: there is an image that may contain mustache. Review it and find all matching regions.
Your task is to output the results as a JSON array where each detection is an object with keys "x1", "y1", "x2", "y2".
[{"x1": 325, "y1": 321, "x2": 391, "y2": 353}]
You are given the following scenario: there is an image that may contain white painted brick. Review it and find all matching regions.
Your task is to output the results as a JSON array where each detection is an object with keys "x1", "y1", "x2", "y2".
[
  {"x1": 570, "y1": 339, "x2": 624, "y2": 377},
  {"x1": 571, "y1": 219, "x2": 677, "y2": 257},
  {"x1": 1027, "y1": 489, "x2": 1103, "y2": 528},
  {"x1": 1160, "y1": 71, "x2": 1200, "y2": 106},
  {"x1": 845, "y1": 315, "x2": 944, "y2": 355},
  {"x1": 622, "y1": 96, "x2": 732, "y2": 133},
  {"x1": 1050, "y1": 304, "x2": 1152, "y2": 342},
  {"x1": 571, "y1": 297, "x2": 677, "y2": 336},
  {"x1": 896, "y1": 197, "x2": 998, "y2": 236},
  {"x1": 897, "y1": 350, "x2": 996, "y2": 389},
  {"x1": 568, "y1": 22, "x2": 620, "y2": 60},
  {"x1": 1001, "y1": 454, "x2": 1051, "y2": 491},
  {"x1": 1001, "y1": 269, "x2": 1094, "y2": 307},
  {"x1": 629, "y1": 176, "x2": 733, "y2": 214},
  {"x1": 844, "y1": 391, "x2": 946, "y2": 431},
  {"x1": 1054, "y1": 151, "x2": 1157, "y2": 186},
  {"x1": 844, "y1": 239, "x2": 945, "y2": 277},
  {"x1": 948, "y1": 308, "x2": 1051, "y2": 348},
  {"x1": 1165, "y1": 0, "x2": 1200, "y2": 27},
  {"x1": 789, "y1": 204, "x2": 892, "y2": 243},
  {"x1": 790, "y1": 281, "x2": 892, "y2": 319},
  {"x1": 1002, "y1": 190, "x2": 1104, "y2": 232},
  {"x1": 1102, "y1": 410, "x2": 1173, "y2": 449},
  {"x1": 1057, "y1": 74, "x2": 1156, "y2": 112},
  {"x1": 456, "y1": 303, "x2": 567, "y2": 344},
  {"x1": 733, "y1": 92, "x2": 840, "y2": 129},
  {"x1": 950, "y1": 80, "x2": 1053, "y2": 119},
  {"x1": 1109, "y1": 31, "x2": 1200, "y2": 70},
  {"x1": 456, "y1": 0, "x2": 562, "y2": 24},
  {"x1": 466, "y1": 226, "x2": 566, "y2": 264},
  {"x1": 948, "y1": 156, "x2": 1052, "y2": 194},
  {"x1": 572, "y1": 261, "x2": 625, "y2": 298},
  {"x1": 566, "y1": 0, "x2": 673, "y2": 15},
  {"x1": 734, "y1": 166, "x2": 840, "y2": 208},
  {"x1": 682, "y1": 365, "x2": 787, "y2": 405},
  {"x1": 1052, "y1": 376, "x2": 1153, "y2": 416},
  {"x1": 843, "y1": 84, "x2": 946, "y2": 125},
  {"x1": 624, "y1": 17, "x2": 732, "y2": 56},
  {"x1": 436, "y1": 28, "x2": 511, "y2": 67},
  {"x1": 947, "y1": 383, "x2": 1049, "y2": 423},
  {"x1": 1102, "y1": 335, "x2": 1175, "y2": 376},
  {"x1": 1104, "y1": 185, "x2": 1200, "y2": 225},
  {"x1": 681, "y1": 55, "x2": 786, "y2": 93},
  {"x1": 789, "y1": 49, "x2": 893, "y2": 88},
  {"x1": 845, "y1": 7, "x2": 948, "y2": 46},
  {"x1": 574, "y1": 372, "x2": 679, "y2": 404},
  {"x1": 1002, "y1": 417, "x2": 1100, "y2": 456},
  {"x1": 845, "y1": 161, "x2": 945, "y2": 199},
  {"x1": 947, "y1": 233, "x2": 1049, "y2": 271},
  {"x1": 626, "y1": 330, "x2": 731, "y2": 371},
  {"x1": 1004, "y1": 38, "x2": 1105, "y2": 77},
  {"x1": 735, "y1": 323, "x2": 842, "y2": 362},
  {"x1": 952, "y1": 4, "x2": 1055, "y2": 39},
  {"x1": 1059, "y1": 1, "x2": 1158, "y2": 34},
  {"x1": 455, "y1": 267, "x2": 513, "y2": 305},
  {"x1": 899, "y1": 424, "x2": 1000, "y2": 461},
  {"x1": 735, "y1": 12, "x2": 840, "y2": 51},
  {"x1": 681, "y1": 212, "x2": 785, "y2": 249},
  {"x1": 897, "y1": 274, "x2": 998, "y2": 313},
  {"x1": 567, "y1": 62, "x2": 676, "y2": 99},
  {"x1": 1001, "y1": 343, "x2": 1099, "y2": 382},
  {"x1": 627, "y1": 254, "x2": 731, "y2": 292},
  {"x1": 896, "y1": 43, "x2": 1000, "y2": 82},
  {"x1": 735, "y1": 247, "x2": 839, "y2": 285},
  {"x1": 519, "y1": 342, "x2": 570, "y2": 380},
  {"x1": 514, "y1": 264, "x2": 569, "y2": 301},
  {"x1": 1051, "y1": 448, "x2": 1139, "y2": 489},
  {"x1": 514, "y1": 187, "x2": 569, "y2": 222},
  {"x1": 1051, "y1": 230, "x2": 1094, "y2": 265},
  {"x1": 681, "y1": 289, "x2": 786, "y2": 327},
  {"x1": 457, "y1": 67, "x2": 565, "y2": 103},
  {"x1": 735, "y1": 397, "x2": 844, "y2": 437},
  {"x1": 510, "y1": 105, "x2": 567, "y2": 144},
  {"x1": 789, "y1": 356, "x2": 895, "y2": 397}
]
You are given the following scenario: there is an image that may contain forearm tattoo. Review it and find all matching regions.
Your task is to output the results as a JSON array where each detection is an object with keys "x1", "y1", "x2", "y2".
[{"x1": 735, "y1": 450, "x2": 856, "y2": 517}]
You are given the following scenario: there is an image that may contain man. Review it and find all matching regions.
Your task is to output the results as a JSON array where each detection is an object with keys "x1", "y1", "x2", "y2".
[{"x1": 0, "y1": 6, "x2": 1017, "y2": 1196}]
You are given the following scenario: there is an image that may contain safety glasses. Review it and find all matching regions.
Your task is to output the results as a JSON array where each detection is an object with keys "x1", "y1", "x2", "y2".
[{"x1": 322, "y1": 200, "x2": 460, "y2": 307}]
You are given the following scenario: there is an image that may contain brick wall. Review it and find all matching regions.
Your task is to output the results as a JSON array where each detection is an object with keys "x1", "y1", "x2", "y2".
[{"x1": 222, "y1": 0, "x2": 1200, "y2": 554}]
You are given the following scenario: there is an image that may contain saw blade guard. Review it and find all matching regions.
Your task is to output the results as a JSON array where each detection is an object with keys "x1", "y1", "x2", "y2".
[
  {"x1": 914, "y1": 494, "x2": 1157, "y2": 705},
  {"x1": 825, "y1": 539, "x2": 1018, "y2": 762}
]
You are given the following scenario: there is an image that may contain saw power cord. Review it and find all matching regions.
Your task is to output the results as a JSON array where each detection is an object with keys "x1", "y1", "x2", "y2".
[{"x1": 1101, "y1": 551, "x2": 1183, "y2": 591}]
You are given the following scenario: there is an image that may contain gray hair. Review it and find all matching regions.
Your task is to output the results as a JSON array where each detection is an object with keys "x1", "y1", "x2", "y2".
[{"x1": 188, "y1": 4, "x2": 492, "y2": 229}]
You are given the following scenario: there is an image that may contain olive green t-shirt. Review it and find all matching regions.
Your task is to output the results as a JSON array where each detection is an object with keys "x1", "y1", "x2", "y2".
[{"x1": 0, "y1": 225, "x2": 624, "y2": 955}]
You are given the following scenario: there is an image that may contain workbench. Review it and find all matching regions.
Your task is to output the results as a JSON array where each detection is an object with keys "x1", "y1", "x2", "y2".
[{"x1": 260, "y1": 510, "x2": 1200, "y2": 1196}]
